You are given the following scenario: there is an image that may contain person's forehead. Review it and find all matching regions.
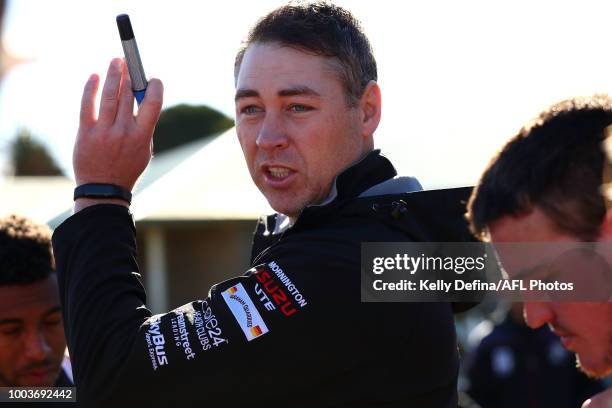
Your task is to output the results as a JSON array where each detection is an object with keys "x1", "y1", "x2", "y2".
[
  {"x1": 0, "y1": 276, "x2": 60, "y2": 318},
  {"x1": 236, "y1": 42, "x2": 342, "y2": 92},
  {"x1": 488, "y1": 209, "x2": 582, "y2": 277},
  {"x1": 488, "y1": 207, "x2": 573, "y2": 242}
]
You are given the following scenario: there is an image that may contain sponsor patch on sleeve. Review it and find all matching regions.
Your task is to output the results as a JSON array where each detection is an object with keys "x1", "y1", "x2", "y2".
[
  {"x1": 221, "y1": 283, "x2": 269, "y2": 341},
  {"x1": 252, "y1": 262, "x2": 308, "y2": 318}
]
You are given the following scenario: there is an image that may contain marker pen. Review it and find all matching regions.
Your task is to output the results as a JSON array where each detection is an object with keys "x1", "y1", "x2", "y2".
[{"x1": 116, "y1": 14, "x2": 147, "y2": 105}]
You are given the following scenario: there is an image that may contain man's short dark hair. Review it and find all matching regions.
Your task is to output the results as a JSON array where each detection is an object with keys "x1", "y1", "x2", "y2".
[
  {"x1": 467, "y1": 95, "x2": 612, "y2": 241},
  {"x1": 0, "y1": 214, "x2": 55, "y2": 285},
  {"x1": 234, "y1": 1, "x2": 377, "y2": 107}
]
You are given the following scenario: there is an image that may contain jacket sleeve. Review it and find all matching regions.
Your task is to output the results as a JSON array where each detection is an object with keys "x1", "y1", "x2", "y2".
[{"x1": 51, "y1": 205, "x2": 339, "y2": 406}]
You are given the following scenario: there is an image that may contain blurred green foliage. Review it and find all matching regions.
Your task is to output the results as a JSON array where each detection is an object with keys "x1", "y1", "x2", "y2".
[
  {"x1": 153, "y1": 104, "x2": 234, "y2": 154},
  {"x1": 11, "y1": 128, "x2": 63, "y2": 176}
]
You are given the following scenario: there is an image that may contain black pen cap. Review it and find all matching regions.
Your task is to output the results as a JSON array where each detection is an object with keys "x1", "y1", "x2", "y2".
[{"x1": 116, "y1": 14, "x2": 135, "y2": 41}]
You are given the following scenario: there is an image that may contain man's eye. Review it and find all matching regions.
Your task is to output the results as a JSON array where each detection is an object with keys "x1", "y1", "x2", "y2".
[
  {"x1": 44, "y1": 318, "x2": 62, "y2": 326},
  {"x1": 241, "y1": 105, "x2": 262, "y2": 115},
  {"x1": 289, "y1": 104, "x2": 311, "y2": 113},
  {"x1": 0, "y1": 327, "x2": 21, "y2": 336}
]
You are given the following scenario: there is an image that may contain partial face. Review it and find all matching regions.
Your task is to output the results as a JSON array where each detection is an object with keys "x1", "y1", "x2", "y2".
[
  {"x1": 522, "y1": 302, "x2": 612, "y2": 377},
  {"x1": 489, "y1": 208, "x2": 612, "y2": 378},
  {"x1": 235, "y1": 43, "x2": 371, "y2": 219},
  {"x1": 0, "y1": 275, "x2": 66, "y2": 386}
]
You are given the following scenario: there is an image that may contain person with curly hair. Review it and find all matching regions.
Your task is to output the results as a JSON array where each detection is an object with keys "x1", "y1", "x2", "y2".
[{"x1": 0, "y1": 214, "x2": 71, "y2": 387}]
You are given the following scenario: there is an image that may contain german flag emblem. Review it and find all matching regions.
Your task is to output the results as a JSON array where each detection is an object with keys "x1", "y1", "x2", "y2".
[{"x1": 250, "y1": 326, "x2": 263, "y2": 337}]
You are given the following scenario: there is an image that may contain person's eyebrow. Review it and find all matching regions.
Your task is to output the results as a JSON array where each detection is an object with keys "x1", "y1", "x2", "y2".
[
  {"x1": 278, "y1": 86, "x2": 321, "y2": 98},
  {"x1": 235, "y1": 88, "x2": 259, "y2": 102},
  {"x1": 43, "y1": 306, "x2": 62, "y2": 317},
  {"x1": 235, "y1": 86, "x2": 321, "y2": 102},
  {"x1": 0, "y1": 318, "x2": 22, "y2": 326},
  {"x1": 0, "y1": 306, "x2": 61, "y2": 325}
]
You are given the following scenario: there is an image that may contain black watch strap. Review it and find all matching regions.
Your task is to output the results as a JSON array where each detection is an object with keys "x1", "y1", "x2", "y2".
[{"x1": 74, "y1": 183, "x2": 132, "y2": 205}]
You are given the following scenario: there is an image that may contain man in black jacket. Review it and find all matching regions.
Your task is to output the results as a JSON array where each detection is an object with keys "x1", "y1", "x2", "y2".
[{"x1": 52, "y1": 3, "x2": 471, "y2": 406}]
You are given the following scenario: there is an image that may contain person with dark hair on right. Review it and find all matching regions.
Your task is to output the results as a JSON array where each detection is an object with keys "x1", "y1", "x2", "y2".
[{"x1": 466, "y1": 95, "x2": 612, "y2": 407}]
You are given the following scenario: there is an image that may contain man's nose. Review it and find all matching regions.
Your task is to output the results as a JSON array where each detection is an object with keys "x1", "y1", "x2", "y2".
[
  {"x1": 523, "y1": 302, "x2": 554, "y2": 329},
  {"x1": 23, "y1": 330, "x2": 51, "y2": 361},
  {"x1": 256, "y1": 113, "x2": 289, "y2": 151}
]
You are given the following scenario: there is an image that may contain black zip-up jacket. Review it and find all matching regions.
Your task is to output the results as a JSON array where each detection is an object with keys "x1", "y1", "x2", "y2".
[{"x1": 52, "y1": 151, "x2": 474, "y2": 407}]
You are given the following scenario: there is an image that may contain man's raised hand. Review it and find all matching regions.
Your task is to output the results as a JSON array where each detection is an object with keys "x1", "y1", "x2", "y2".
[{"x1": 73, "y1": 58, "x2": 163, "y2": 194}]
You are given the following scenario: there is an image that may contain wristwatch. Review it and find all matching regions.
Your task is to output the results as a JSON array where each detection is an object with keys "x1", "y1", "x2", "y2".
[{"x1": 73, "y1": 183, "x2": 132, "y2": 205}]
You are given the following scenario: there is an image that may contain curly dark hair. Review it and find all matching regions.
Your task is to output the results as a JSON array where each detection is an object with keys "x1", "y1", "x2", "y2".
[
  {"x1": 234, "y1": 1, "x2": 377, "y2": 107},
  {"x1": 467, "y1": 95, "x2": 612, "y2": 241},
  {"x1": 0, "y1": 214, "x2": 55, "y2": 285}
]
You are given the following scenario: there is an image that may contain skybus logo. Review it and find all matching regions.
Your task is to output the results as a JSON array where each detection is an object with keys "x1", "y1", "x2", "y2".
[{"x1": 147, "y1": 318, "x2": 168, "y2": 367}]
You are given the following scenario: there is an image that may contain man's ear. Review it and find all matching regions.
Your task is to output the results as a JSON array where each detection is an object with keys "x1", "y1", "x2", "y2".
[
  {"x1": 358, "y1": 80, "x2": 381, "y2": 138},
  {"x1": 599, "y1": 208, "x2": 612, "y2": 240}
]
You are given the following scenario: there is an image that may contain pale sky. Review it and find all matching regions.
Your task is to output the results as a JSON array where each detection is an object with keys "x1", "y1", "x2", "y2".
[{"x1": 2, "y1": 0, "x2": 612, "y2": 189}]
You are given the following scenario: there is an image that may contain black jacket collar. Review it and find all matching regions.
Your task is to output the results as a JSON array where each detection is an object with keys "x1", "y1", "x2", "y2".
[
  {"x1": 259, "y1": 150, "x2": 396, "y2": 233},
  {"x1": 329, "y1": 149, "x2": 397, "y2": 203}
]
